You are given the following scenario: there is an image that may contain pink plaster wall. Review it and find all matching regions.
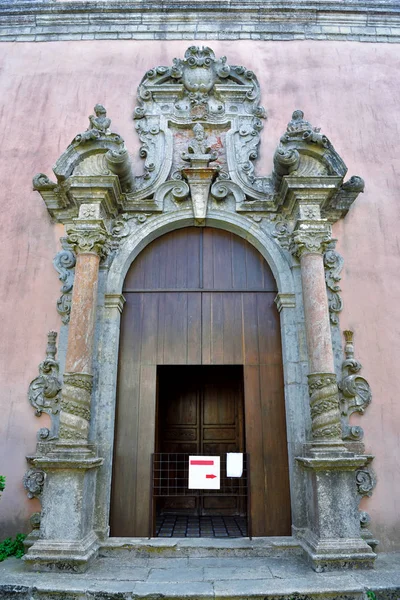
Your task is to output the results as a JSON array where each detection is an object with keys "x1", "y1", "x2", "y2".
[{"x1": 0, "y1": 40, "x2": 399, "y2": 550}]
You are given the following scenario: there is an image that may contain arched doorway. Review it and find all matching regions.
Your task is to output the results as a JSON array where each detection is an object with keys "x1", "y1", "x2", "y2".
[{"x1": 110, "y1": 227, "x2": 291, "y2": 537}]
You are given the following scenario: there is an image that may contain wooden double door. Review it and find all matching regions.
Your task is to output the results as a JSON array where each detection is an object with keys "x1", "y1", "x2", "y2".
[
  {"x1": 111, "y1": 227, "x2": 291, "y2": 537},
  {"x1": 156, "y1": 365, "x2": 245, "y2": 516}
]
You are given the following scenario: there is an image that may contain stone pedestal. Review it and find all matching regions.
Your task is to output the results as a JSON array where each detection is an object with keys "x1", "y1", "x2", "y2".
[
  {"x1": 24, "y1": 446, "x2": 102, "y2": 572},
  {"x1": 297, "y1": 451, "x2": 375, "y2": 571}
]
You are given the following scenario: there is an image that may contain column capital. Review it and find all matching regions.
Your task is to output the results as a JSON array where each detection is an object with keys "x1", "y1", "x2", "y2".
[
  {"x1": 290, "y1": 221, "x2": 332, "y2": 259},
  {"x1": 66, "y1": 219, "x2": 110, "y2": 257}
]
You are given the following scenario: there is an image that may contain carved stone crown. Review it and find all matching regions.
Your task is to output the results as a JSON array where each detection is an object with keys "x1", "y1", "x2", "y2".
[{"x1": 33, "y1": 47, "x2": 364, "y2": 228}]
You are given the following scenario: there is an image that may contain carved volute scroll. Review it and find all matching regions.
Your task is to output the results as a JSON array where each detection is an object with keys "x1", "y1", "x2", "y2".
[
  {"x1": 339, "y1": 330, "x2": 372, "y2": 441},
  {"x1": 28, "y1": 331, "x2": 62, "y2": 440},
  {"x1": 53, "y1": 239, "x2": 76, "y2": 325},
  {"x1": 324, "y1": 242, "x2": 344, "y2": 325}
]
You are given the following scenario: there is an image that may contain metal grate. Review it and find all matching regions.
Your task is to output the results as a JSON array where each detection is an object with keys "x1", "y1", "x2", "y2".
[
  {"x1": 150, "y1": 453, "x2": 251, "y2": 538},
  {"x1": 152, "y1": 453, "x2": 249, "y2": 497}
]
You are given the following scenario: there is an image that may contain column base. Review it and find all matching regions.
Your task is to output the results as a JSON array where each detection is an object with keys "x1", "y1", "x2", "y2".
[
  {"x1": 25, "y1": 442, "x2": 103, "y2": 573},
  {"x1": 296, "y1": 452, "x2": 376, "y2": 572},
  {"x1": 23, "y1": 530, "x2": 99, "y2": 573},
  {"x1": 296, "y1": 527, "x2": 375, "y2": 572}
]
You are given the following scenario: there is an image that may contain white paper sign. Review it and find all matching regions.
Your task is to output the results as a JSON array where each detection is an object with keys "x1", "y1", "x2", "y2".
[
  {"x1": 226, "y1": 453, "x2": 243, "y2": 478},
  {"x1": 188, "y1": 456, "x2": 220, "y2": 490}
]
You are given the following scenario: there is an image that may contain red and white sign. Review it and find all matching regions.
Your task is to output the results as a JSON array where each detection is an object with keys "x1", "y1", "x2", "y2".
[{"x1": 188, "y1": 456, "x2": 220, "y2": 490}]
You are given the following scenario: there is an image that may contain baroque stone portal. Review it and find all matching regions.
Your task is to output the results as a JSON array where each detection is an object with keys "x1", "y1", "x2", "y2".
[{"x1": 27, "y1": 46, "x2": 374, "y2": 573}]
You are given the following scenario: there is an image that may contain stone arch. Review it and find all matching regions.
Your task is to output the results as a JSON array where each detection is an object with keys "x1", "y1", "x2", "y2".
[
  {"x1": 92, "y1": 209, "x2": 309, "y2": 540},
  {"x1": 106, "y1": 210, "x2": 295, "y2": 296}
]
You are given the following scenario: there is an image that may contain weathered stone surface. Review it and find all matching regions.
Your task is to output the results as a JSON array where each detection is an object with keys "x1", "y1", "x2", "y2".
[
  {"x1": 1, "y1": 1, "x2": 399, "y2": 44},
  {"x1": 3, "y1": 551, "x2": 400, "y2": 599},
  {"x1": 28, "y1": 331, "x2": 61, "y2": 440}
]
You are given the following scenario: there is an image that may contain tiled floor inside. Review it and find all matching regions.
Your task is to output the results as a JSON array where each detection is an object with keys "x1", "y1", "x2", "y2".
[{"x1": 156, "y1": 514, "x2": 248, "y2": 537}]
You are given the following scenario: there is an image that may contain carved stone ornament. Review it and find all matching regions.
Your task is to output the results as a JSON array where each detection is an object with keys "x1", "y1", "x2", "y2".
[
  {"x1": 290, "y1": 225, "x2": 332, "y2": 260},
  {"x1": 66, "y1": 220, "x2": 110, "y2": 257},
  {"x1": 71, "y1": 104, "x2": 122, "y2": 148},
  {"x1": 59, "y1": 372, "x2": 93, "y2": 441},
  {"x1": 356, "y1": 466, "x2": 377, "y2": 497},
  {"x1": 181, "y1": 123, "x2": 218, "y2": 167},
  {"x1": 359, "y1": 510, "x2": 379, "y2": 551},
  {"x1": 23, "y1": 469, "x2": 45, "y2": 499},
  {"x1": 53, "y1": 239, "x2": 76, "y2": 325},
  {"x1": 324, "y1": 242, "x2": 344, "y2": 325},
  {"x1": 28, "y1": 331, "x2": 62, "y2": 440},
  {"x1": 33, "y1": 48, "x2": 365, "y2": 228},
  {"x1": 30, "y1": 512, "x2": 41, "y2": 530},
  {"x1": 339, "y1": 330, "x2": 372, "y2": 441},
  {"x1": 308, "y1": 373, "x2": 343, "y2": 441}
]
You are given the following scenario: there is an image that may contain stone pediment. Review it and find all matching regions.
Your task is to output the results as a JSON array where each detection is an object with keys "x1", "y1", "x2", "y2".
[{"x1": 33, "y1": 46, "x2": 364, "y2": 225}]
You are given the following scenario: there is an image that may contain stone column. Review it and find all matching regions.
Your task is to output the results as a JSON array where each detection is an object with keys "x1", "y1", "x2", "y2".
[
  {"x1": 290, "y1": 206, "x2": 343, "y2": 450},
  {"x1": 290, "y1": 201, "x2": 375, "y2": 571},
  {"x1": 58, "y1": 211, "x2": 109, "y2": 442},
  {"x1": 24, "y1": 204, "x2": 109, "y2": 573}
]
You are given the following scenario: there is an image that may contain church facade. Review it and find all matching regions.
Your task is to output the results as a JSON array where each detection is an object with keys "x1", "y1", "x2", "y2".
[{"x1": 1, "y1": 0, "x2": 399, "y2": 574}]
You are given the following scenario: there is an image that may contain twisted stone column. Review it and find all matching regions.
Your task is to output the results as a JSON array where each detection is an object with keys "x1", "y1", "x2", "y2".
[
  {"x1": 58, "y1": 210, "x2": 109, "y2": 442},
  {"x1": 291, "y1": 207, "x2": 343, "y2": 448}
]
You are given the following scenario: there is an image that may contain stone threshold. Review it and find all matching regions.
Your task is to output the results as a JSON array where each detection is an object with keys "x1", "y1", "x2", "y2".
[
  {"x1": 98, "y1": 535, "x2": 304, "y2": 558},
  {"x1": 0, "y1": 551, "x2": 399, "y2": 599}
]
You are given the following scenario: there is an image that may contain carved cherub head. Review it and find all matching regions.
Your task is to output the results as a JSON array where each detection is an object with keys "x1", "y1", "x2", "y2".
[{"x1": 94, "y1": 104, "x2": 107, "y2": 116}]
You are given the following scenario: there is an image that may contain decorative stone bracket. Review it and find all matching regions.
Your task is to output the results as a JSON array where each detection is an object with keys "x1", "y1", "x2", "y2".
[
  {"x1": 28, "y1": 331, "x2": 62, "y2": 440},
  {"x1": 339, "y1": 330, "x2": 372, "y2": 441},
  {"x1": 324, "y1": 243, "x2": 344, "y2": 326}
]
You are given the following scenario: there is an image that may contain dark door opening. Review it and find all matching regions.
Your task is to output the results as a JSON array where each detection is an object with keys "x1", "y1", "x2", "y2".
[{"x1": 153, "y1": 365, "x2": 248, "y2": 537}]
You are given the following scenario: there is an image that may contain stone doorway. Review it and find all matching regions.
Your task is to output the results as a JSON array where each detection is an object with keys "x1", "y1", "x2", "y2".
[{"x1": 110, "y1": 227, "x2": 291, "y2": 538}]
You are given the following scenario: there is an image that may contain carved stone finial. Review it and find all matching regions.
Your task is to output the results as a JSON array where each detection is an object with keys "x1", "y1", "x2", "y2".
[
  {"x1": 339, "y1": 330, "x2": 372, "y2": 441},
  {"x1": 281, "y1": 109, "x2": 330, "y2": 148},
  {"x1": 28, "y1": 331, "x2": 62, "y2": 439},
  {"x1": 343, "y1": 330, "x2": 355, "y2": 358},
  {"x1": 72, "y1": 104, "x2": 112, "y2": 146},
  {"x1": 181, "y1": 123, "x2": 217, "y2": 168}
]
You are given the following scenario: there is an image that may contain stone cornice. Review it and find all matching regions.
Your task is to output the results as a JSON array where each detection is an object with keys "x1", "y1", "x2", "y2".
[{"x1": 1, "y1": 1, "x2": 399, "y2": 43}]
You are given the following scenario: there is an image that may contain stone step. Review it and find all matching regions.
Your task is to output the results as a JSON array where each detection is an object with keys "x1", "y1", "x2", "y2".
[
  {"x1": 1, "y1": 552, "x2": 400, "y2": 600},
  {"x1": 98, "y1": 536, "x2": 304, "y2": 559}
]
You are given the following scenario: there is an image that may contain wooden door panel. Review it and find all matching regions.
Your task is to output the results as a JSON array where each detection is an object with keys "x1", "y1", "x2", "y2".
[{"x1": 111, "y1": 227, "x2": 291, "y2": 536}]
